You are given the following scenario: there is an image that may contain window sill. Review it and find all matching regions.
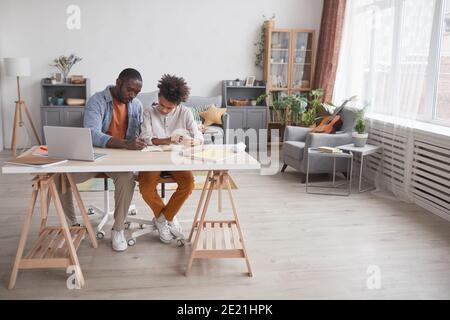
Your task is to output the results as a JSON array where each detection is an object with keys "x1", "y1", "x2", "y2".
[{"x1": 366, "y1": 113, "x2": 450, "y2": 138}]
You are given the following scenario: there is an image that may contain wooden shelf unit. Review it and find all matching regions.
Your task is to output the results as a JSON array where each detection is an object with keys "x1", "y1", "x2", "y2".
[{"x1": 263, "y1": 22, "x2": 316, "y2": 94}]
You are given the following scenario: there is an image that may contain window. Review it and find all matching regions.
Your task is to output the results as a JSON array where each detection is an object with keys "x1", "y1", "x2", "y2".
[
  {"x1": 436, "y1": 0, "x2": 450, "y2": 122},
  {"x1": 334, "y1": 0, "x2": 450, "y2": 127}
]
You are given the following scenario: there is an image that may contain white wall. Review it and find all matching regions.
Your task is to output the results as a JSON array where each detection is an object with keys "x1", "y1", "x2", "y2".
[{"x1": 0, "y1": 0, "x2": 323, "y2": 148}]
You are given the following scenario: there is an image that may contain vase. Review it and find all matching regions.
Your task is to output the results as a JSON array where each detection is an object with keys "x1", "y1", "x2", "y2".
[
  {"x1": 62, "y1": 71, "x2": 70, "y2": 83},
  {"x1": 352, "y1": 132, "x2": 368, "y2": 147}
]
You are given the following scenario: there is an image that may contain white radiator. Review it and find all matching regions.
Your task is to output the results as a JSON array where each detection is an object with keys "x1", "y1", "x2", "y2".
[
  {"x1": 411, "y1": 134, "x2": 450, "y2": 220},
  {"x1": 367, "y1": 121, "x2": 450, "y2": 221}
]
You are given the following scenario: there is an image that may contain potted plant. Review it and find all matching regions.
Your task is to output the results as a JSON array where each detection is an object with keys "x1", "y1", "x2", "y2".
[
  {"x1": 301, "y1": 107, "x2": 317, "y2": 128},
  {"x1": 286, "y1": 94, "x2": 307, "y2": 125},
  {"x1": 256, "y1": 93, "x2": 268, "y2": 106},
  {"x1": 272, "y1": 99, "x2": 287, "y2": 124},
  {"x1": 352, "y1": 109, "x2": 368, "y2": 147},
  {"x1": 254, "y1": 14, "x2": 276, "y2": 68},
  {"x1": 297, "y1": 89, "x2": 324, "y2": 127},
  {"x1": 54, "y1": 89, "x2": 65, "y2": 105},
  {"x1": 50, "y1": 54, "x2": 82, "y2": 83}
]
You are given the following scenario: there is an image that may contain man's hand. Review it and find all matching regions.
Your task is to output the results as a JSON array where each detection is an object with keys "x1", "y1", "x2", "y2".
[{"x1": 125, "y1": 137, "x2": 147, "y2": 150}]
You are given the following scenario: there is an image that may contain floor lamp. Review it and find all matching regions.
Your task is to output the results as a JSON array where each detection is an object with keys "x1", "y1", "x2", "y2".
[{"x1": 4, "y1": 57, "x2": 41, "y2": 157}]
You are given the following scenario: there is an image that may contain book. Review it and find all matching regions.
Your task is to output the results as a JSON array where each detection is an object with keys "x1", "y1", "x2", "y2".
[
  {"x1": 5, "y1": 155, "x2": 68, "y2": 168},
  {"x1": 32, "y1": 145, "x2": 49, "y2": 157},
  {"x1": 318, "y1": 146, "x2": 343, "y2": 154}
]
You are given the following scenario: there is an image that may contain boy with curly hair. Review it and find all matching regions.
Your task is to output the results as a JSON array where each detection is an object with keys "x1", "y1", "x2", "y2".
[{"x1": 139, "y1": 74, "x2": 203, "y2": 243}]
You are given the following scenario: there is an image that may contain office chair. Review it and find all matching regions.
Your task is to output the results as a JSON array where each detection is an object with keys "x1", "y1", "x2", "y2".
[
  {"x1": 86, "y1": 173, "x2": 137, "y2": 239},
  {"x1": 126, "y1": 172, "x2": 186, "y2": 247}
]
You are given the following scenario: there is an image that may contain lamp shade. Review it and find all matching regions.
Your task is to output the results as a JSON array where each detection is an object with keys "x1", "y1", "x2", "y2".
[{"x1": 4, "y1": 57, "x2": 30, "y2": 77}]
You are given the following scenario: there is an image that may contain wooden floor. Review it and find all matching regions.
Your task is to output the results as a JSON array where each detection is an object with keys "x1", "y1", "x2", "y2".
[{"x1": 0, "y1": 150, "x2": 449, "y2": 299}]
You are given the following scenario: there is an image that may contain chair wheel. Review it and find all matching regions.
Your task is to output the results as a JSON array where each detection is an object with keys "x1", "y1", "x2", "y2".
[
  {"x1": 124, "y1": 222, "x2": 131, "y2": 230},
  {"x1": 139, "y1": 224, "x2": 145, "y2": 229},
  {"x1": 128, "y1": 238, "x2": 136, "y2": 246},
  {"x1": 177, "y1": 239, "x2": 185, "y2": 247},
  {"x1": 129, "y1": 209, "x2": 137, "y2": 216},
  {"x1": 87, "y1": 208, "x2": 95, "y2": 215},
  {"x1": 96, "y1": 231, "x2": 105, "y2": 239}
]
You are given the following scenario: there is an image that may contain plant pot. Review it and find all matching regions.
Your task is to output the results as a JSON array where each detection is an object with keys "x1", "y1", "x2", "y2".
[
  {"x1": 55, "y1": 98, "x2": 65, "y2": 105},
  {"x1": 352, "y1": 132, "x2": 368, "y2": 147}
]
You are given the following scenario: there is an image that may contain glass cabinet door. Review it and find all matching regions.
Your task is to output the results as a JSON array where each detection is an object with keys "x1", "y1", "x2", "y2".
[
  {"x1": 269, "y1": 31, "x2": 290, "y2": 89},
  {"x1": 291, "y1": 31, "x2": 314, "y2": 90}
]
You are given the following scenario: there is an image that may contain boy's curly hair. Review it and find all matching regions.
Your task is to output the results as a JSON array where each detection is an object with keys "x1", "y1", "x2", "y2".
[{"x1": 158, "y1": 74, "x2": 190, "y2": 104}]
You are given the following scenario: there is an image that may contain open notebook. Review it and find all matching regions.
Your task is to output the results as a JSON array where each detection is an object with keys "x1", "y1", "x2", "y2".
[{"x1": 5, "y1": 155, "x2": 68, "y2": 168}]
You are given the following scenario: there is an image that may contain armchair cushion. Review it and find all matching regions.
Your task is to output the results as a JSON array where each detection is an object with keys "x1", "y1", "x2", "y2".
[
  {"x1": 190, "y1": 104, "x2": 212, "y2": 123},
  {"x1": 306, "y1": 132, "x2": 353, "y2": 149},
  {"x1": 200, "y1": 105, "x2": 226, "y2": 126},
  {"x1": 284, "y1": 126, "x2": 311, "y2": 142},
  {"x1": 283, "y1": 141, "x2": 306, "y2": 161}
]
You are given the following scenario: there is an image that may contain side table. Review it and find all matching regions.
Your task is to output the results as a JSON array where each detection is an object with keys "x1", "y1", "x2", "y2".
[
  {"x1": 337, "y1": 144, "x2": 382, "y2": 192},
  {"x1": 306, "y1": 148, "x2": 353, "y2": 196}
]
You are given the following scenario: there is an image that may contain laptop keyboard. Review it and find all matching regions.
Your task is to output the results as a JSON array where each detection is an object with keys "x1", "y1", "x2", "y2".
[{"x1": 93, "y1": 153, "x2": 107, "y2": 160}]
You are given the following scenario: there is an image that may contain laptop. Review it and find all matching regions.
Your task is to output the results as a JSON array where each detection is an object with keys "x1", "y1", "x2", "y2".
[{"x1": 44, "y1": 126, "x2": 107, "y2": 161}]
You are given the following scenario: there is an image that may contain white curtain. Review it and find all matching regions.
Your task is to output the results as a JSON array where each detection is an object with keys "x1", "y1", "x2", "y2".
[
  {"x1": 334, "y1": 0, "x2": 437, "y2": 119},
  {"x1": 334, "y1": 0, "x2": 439, "y2": 201}
]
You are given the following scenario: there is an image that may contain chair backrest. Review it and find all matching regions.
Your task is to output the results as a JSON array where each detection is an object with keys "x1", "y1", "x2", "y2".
[{"x1": 340, "y1": 108, "x2": 356, "y2": 133}]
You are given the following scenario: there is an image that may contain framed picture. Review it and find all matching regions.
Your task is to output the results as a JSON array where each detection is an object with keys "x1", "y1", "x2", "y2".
[
  {"x1": 245, "y1": 76, "x2": 255, "y2": 87},
  {"x1": 54, "y1": 72, "x2": 62, "y2": 83}
]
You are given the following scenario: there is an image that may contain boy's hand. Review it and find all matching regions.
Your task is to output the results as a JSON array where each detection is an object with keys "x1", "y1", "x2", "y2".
[
  {"x1": 170, "y1": 133, "x2": 183, "y2": 144},
  {"x1": 180, "y1": 136, "x2": 201, "y2": 147}
]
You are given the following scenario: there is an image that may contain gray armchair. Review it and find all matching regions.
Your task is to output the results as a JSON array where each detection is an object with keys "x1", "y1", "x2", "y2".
[
  {"x1": 281, "y1": 109, "x2": 356, "y2": 181},
  {"x1": 137, "y1": 92, "x2": 228, "y2": 144}
]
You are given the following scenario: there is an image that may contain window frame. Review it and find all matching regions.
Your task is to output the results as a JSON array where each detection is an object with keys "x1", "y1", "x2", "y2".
[
  {"x1": 429, "y1": 0, "x2": 449, "y2": 127},
  {"x1": 349, "y1": 0, "x2": 450, "y2": 128}
]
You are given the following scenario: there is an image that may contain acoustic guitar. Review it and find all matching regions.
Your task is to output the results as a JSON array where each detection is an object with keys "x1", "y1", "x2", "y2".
[{"x1": 311, "y1": 95, "x2": 358, "y2": 134}]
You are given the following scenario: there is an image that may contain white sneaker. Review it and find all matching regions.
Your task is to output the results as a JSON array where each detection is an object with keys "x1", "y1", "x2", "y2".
[
  {"x1": 153, "y1": 215, "x2": 172, "y2": 244},
  {"x1": 168, "y1": 217, "x2": 182, "y2": 234},
  {"x1": 111, "y1": 230, "x2": 127, "y2": 252}
]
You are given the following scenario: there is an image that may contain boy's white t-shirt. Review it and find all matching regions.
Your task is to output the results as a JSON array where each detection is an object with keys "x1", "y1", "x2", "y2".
[{"x1": 140, "y1": 104, "x2": 204, "y2": 145}]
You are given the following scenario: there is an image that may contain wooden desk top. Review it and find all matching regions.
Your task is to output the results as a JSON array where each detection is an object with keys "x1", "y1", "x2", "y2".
[{"x1": 2, "y1": 146, "x2": 261, "y2": 174}]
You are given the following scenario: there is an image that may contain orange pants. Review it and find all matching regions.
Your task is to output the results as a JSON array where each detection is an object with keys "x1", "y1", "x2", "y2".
[{"x1": 138, "y1": 171, "x2": 195, "y2": 221}]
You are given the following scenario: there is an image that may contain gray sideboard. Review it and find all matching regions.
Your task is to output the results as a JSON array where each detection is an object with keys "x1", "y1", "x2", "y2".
[
  {"x1": 222, "y1": 80, "x2": 267, "y2": 150},
  {"x1": 40, "y1": 78, "x2": 90, "y2": 143}
]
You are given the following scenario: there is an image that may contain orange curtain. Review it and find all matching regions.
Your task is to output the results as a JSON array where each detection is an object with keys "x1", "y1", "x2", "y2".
[{"x1": 314, "y1": 0, "x2": 347, "y2": 103}]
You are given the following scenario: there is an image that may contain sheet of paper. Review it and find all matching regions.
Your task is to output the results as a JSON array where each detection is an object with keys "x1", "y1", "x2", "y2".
[
  {"x1": 182, "y1": 145, "x2": 240, "y2": 162},
  {"x1": 141, "y1": 145, "x2": 184, "y2": 152}
]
